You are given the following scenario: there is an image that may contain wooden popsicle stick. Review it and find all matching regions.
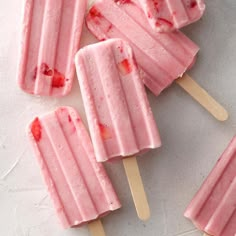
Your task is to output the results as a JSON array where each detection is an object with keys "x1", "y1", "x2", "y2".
[
  {"x1": 88, "y1": 219, "x2": 106, "y2": 236},
  {"x1": 175, "y1": 74, "x2": 228, "y2": 121},
  {"x1": 203, "y1": 234, "x2": 210, "y2": 236},
  {"x1": 123, "y1": 156, "x2": 150, "y2": 221}
]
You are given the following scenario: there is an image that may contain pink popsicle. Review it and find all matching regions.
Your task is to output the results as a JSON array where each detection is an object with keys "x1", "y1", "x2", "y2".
[
  {"x1": 18, "y1": 0, "x2": 87, "y2": 96},
  {"x1": 75, "y1": 39, "x2": 161, "y2": 220},
  {"x1": 86, "y1": 0, "x2": 199, "y2": 96},
  {"x1": 28, "y1": 106, "x2": 121, "y2": 230},
  {"x1": 184, "y1": 136, "x2": 236, "y2": 236},
  {"x1": 137, "y1": 0, "x2": 205, "y2": 32},
  {"x1": 75, "y1": 39, "x2": 161, "y2": 162}
]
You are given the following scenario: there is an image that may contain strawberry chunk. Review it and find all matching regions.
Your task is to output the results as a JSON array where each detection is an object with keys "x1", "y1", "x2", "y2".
[
  {"x1": 31, "y1": 118, "x2": 42, "y2": 142},
  {"x1": 153, "y1": 0, "x2": 159, "y2": 12},
  {"x1": 156, "y1": 18, "x2": 173, "y2": 27},
  {"x1": 190, "y1": 1, "x2": 197, "y2": 8},
  {"x1": 118, "y1": 59, "x2": 132, "y2": 75},
  {"x1": 51, "y1": 69, "x2": 65, "y2": 88},
  {"x1": 89, "y1": 6, "x2": 102, "y2": 17},
  {"x1": 40, "y1": 63, "x2": 53, "y2": 76},
  {"x1": 35, "y1": 63, "x2": 66, "y2": 88},
  {"x1": 98, "y1": 124, "x2": 112, "y2": 140}
]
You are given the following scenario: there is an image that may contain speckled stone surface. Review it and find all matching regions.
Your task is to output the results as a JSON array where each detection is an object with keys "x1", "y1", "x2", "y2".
[{"x1": 0, "y1": 1, "x2": 235, "y2": 235}]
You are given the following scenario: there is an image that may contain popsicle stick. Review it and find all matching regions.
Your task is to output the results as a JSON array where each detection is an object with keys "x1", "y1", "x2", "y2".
[
  {"x1": 123, "y1": 156, "x2": 150, "y2": 221},
  {"x1": 175, "y1": 74, "x2": 228, "y2": 121},
  {"x1": 203, "y1": 234, "x2": 210, "y2": 236},
  {"x1": 88, "y1": 219, "x2": 106, "y2": 236}
]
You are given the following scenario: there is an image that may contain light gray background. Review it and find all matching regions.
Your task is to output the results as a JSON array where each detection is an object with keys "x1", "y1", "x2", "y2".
[{"x1": 0, "y1": 0, "x2": 235, "y2": 235}]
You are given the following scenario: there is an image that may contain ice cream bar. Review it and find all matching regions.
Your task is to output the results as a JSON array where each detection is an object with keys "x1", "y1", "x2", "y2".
[
  {"x1": 86, "y1": 0, "x2": 199, "y2": 96},
  {"x1": 28, "y1": 106, "x2": 121, "y2": 230},
  {"x1": 86, "y1": 0, "x2": 228, "y2": 121},
  {"x1": 75, "y1": 39, "x2": 161, "y2": 162},
  {"x1": 18, "y1": 0, "x2": 87, "y2": 96},
  {"x1": 75, "y1": 38, "x2": 161, "y2": 220},
  {"x1": 184, "y1": 136, "x2": 236, "y2": 236},
  {"x1": 137, "y1": 0, "x2": 205, "y2": 32}
]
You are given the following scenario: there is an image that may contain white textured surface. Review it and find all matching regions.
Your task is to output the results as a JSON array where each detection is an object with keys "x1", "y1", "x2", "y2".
[{"x1": 0, "y1": 1, "x2": 235, "y2": 236}]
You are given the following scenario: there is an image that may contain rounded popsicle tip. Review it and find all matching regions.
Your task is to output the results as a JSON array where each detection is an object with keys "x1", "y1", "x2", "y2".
[
  {"x1": 137, "y1": 208, "x2": 151, "y2": 221},
  {"x1": 214, "y1": 107, "x2": 229, "y2": 122}
]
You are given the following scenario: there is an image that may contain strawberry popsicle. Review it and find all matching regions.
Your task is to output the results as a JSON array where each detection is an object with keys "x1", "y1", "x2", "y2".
[
  {"x1": 137, "y1": 0, "x2": 205, "y2": 32},
  {"x1": 86, "y1": 0, "x2": 198, "y2": 96},
  {"x1": 86, "y1": 0, "x2": 228, "y2": 121},
  {"x1": 18, "y1": 0, "x2": 87, "y2": 96},
  {"x1": 28, "y1": 106, "x2": 121, "y2": 234},
  {"x1": 75, "y1": 39, "x2": 161, "y2": 220},
  {"x1": 184, "y1": 136, "x2": 236, "y2": 236}
]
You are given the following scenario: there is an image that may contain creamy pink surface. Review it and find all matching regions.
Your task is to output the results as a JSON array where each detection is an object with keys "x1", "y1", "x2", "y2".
[
  {"x1": 28, "y1": 107, "x2": 121, "y2": 228},
  {"x1": 18, "y1": 0, "x2": 86, "y2": 96},
  {"x1": 137, "y1": 0, "x2": 205, "y2": 32},
  {"x1": 86, "y1": 0, "x2": 199, "y2": 96},
  {"x1": 75, "y1": 39, "x2": 161, "y2": 162},
  {"x1": 184, "y1": 136, "x2": 236, "y2": 236}
]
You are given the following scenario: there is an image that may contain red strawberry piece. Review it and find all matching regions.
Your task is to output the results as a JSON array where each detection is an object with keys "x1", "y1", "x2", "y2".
[
  {"x1": 68, "y1": 115, "x2": 72, "y2": 122},
  {"x1": 89, "y1": 6, "x2": 102, "y2": 17},
  {"x1": 118, "y1": 59, "x2": 132, "y2": 75},
  {"x1": 156, "y1": 18, "x2": 173, "y2": 27},
  {"x1": 40, "y1": 63, "x2": 53, "y2": 76},
  {"x1": 190, "y1": 1, "x2": 197, "y2": 8},
  {"x1": 39, "y1": 63, "x2": 66, "y2": 88},
  {"x1": 153, "y1": 0, "x2": 159, "y2": 12},
  {"x1": 98, "y1": 124, "x2": 112, "y2": 140},
  {"x1": 51, "y1": 69, "x2": 65, "y2": 88},
  {"x1": 31, "y1": 118, "x2": 42, "y2": 142}
]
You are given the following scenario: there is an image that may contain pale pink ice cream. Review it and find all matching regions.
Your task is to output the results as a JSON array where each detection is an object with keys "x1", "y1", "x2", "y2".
[
  {"x1": 75, "y1": 39, "x2": 161, "y2": 162},
  {"x1": 86, "y1": 0, "x2": 199, "y2": 96},
  {"x1": 18, "y1": 0, "x2": 87, "y2": 96},
  {"x1": 137, "y1": 0, "x2": 205, "y2": 32},
  {"x1": 184, "y1": 136, "x2": 236, "y2": 236},
  {"x1": 28, "y1": 106, "x2": 121, "y2": 228}
]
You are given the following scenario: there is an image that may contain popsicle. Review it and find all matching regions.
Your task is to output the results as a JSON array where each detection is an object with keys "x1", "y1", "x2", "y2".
[
  {"x1": 86, "y1": 0, "x2": 228, "y2": 121},
  {"x1": 184, "y1": 136, "x2": 236, "y2": 236},
  {"x1": 18, "y1": 0, "x2": 87, "y2": 96},
  {"x1": 28, "y1": 106, "x2": 121, "y2": 235},
  {"x1": 136, "y1": 0, "x2": 205, "y2": 32},
  {"x1": 75, "y1": 38, "x2": 161, "y2": 220}
]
